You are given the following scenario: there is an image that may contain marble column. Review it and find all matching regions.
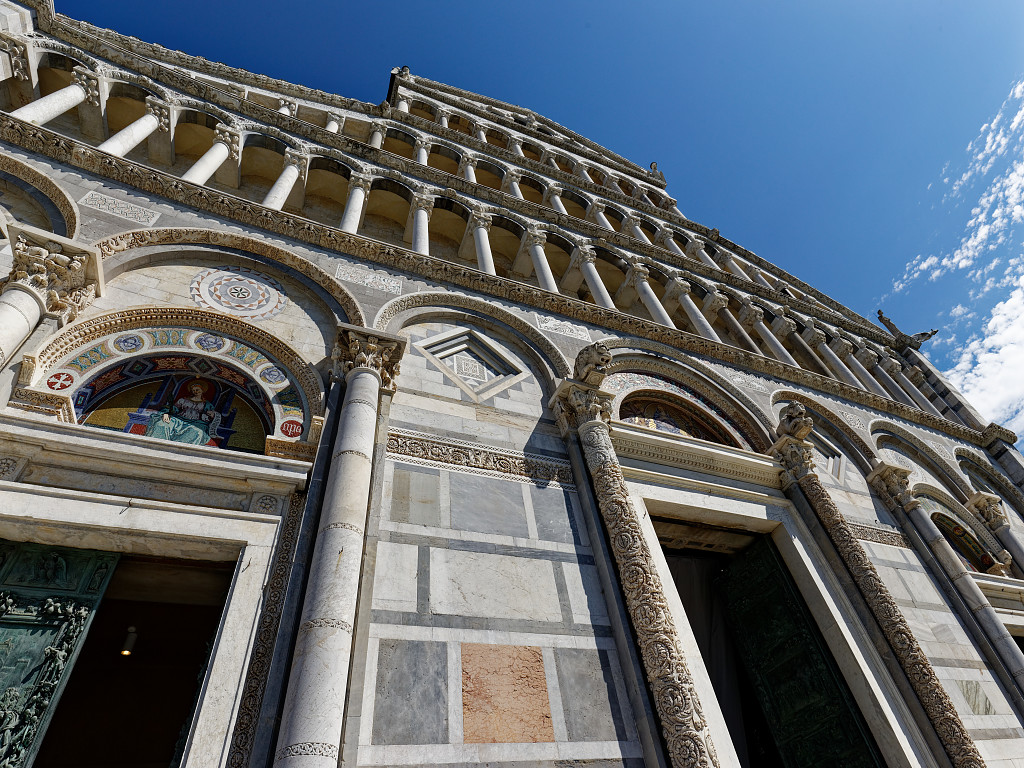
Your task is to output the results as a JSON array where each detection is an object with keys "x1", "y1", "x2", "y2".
[
  {"x1": 895, "y1": 364, "x2": 945, "y2": 418},
  {"x1": 324, "y1": 115, "x2": 342, "y2": 133},
  {"x1": 396, "y1": 97, "x2": 410, "y2": 113},
  {"x1": 739, "y1": 302, "x2": 798, "y2": 366},
  {"x1": 97, "y1": 98, "x2": 169, "y2": 157},
  {"x1": 967, "y1": 492, "x2": 1024, "y2": 579},
  {"x1": 10, "y1": 69, "x2": 97, "y2": 125},
  {"x1": 904, "y1": 347, "x2": 988, "y2": 429},
  {"x1": 804, "y1": 328, "x2": 862, "y2": 388},
  {"x1": 436, "y1": 109, "x2": 450, "y2": 129},
  {"x1": 710, "y1": 247, "x2": 750, "y2": 281},
  {"x1": 877, "y1": 355, "x2": 921, "y2": 408},
  {"x1": 408, "y1": 193, "x2": 433, "y2": 255},
  {"x1": 262, "y1": 149, "x2": 306, "y2": 210},
  {"x1": 369, "y1": 122, "x2": 387, "y2": 149},
  {"x1": 574, "y1": 162, "x2": 593, "y2": 184},
  {"x1": 413, "y1": 137, "x2": 430, "y2": 165},
  {"x1": 560, "y1": 245, "x2": 614, "y2": 309},
  {"x1": 471, "y1": 123, "x2": 488, "y2": 143},
  {"x1": 500, "y1": 170, "x2": 524, "y2": 199},
  {"x1": 848, "y1": 346, "x2": 890, "y2": 397},
  {"x1": 632, "y1": 269, "x2": 676, "y2": 328},
  {"x1": 543, "y1": 185, "x2": 568, "y2": 215},
  {"x1": 458, "y1": 155, "x2": 478, "y2": 183},
  {"x1": 656, "y1": 228, "x2": 686, "y2": 257},
  {"x1": 508, "y1": 137, "x2": 525, "y2": 157},
  {"x1": 467, "y1": 209, "x2": 495, "y2": 275},
  {"x1": 553, "y1": 367, "x2": 719, "y2": 768},
  {"x1": 0, "y1": 229, "x2": 101, "y2": 365},
  {"x1": 662, "y1": 278, "x2": 720, "y2": 341},
  {"x1": 182, "y1": 125, "x2": 240, "y2": 185},
  {"x1": 587, "y1": 201, "x2": 614, "y2": 230},
  {"x1": 519, "y1": 229, "x2": 558, "y2": 293},
  {"x1": 338, "y1": 174, "x2": 373, "y2": 233},
  {"x1": 621, "y1": 214, "x2": 652, "y2": 244},
  {"x1": 683, "y1": 238, "x2": 718, "y2": 269},
  {"x1": 275, "y1": 329, "x2": 403, "y2": 768},
  {"x1": 772, "y1": 405, "x2": 986, "y2": 768},
  {"x1": 782, "y1": 321, "x2": 832, "y2": 376}
]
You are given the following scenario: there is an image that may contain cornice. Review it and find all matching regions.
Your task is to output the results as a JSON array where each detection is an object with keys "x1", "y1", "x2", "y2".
[
  {"x1": 0, "y1": 117, "x2": 983, "y2": 448},
  {"x1": 23, "y1": 4, "x2": 879, "y2": 335}
]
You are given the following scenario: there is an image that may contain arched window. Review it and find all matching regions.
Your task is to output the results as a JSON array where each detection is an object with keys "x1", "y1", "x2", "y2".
[
  {"x1": 918, "y1": 496, "x2": 999, "y2": 573},
  {"x1": 619, "y1": 394, "x2": 737, "y2": 446}
]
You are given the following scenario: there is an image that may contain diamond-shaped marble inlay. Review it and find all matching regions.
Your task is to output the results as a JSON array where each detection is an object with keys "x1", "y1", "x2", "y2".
[{"x1": 415, "y1": 329, "x2": 526, "y2": 402}]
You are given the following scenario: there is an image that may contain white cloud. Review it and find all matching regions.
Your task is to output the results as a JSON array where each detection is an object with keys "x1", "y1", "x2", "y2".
[
  {"x1": 949, "y1": 304, "x2": 970, "y2": 318},
  {"x1": 945, "y1": 275, "x2": 1024, "y2": 436}
]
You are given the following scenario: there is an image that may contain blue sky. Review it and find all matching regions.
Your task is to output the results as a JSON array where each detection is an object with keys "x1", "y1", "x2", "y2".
[{"x1": 57, "y1": 0, "x2": 1024, "y2": 434}]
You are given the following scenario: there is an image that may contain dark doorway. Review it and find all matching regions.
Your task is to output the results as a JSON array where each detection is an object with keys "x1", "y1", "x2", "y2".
[
  {"x1": 35, "y1": 556, "x2": 234, "y2": 768},
  {"x1": 657, "y1": 520, "x2": 884, "y2": 768}
]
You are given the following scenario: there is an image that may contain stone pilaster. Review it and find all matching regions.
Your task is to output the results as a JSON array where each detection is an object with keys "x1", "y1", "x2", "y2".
[
  {"x1": 772, "y1": 404, "x2": 985, "y2": 768},
  {"x1": 553, "y1": 345, "x2": 720, "y2": 768}
]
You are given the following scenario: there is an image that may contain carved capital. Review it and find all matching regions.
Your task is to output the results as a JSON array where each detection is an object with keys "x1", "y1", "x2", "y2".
[
  {"x1": 771, "y1": 315, "x2": 798, "y2": 337},
  {"x1": 468, "y1": 208, "x2": 492, "y2": 231},
  {"x1": 621, "y1": 213, "x2": 642, "y2": 232},
  {"x1": 625, "y1": 264, "x2": 650, "y2": 288},
  {"x1": 348, "y1": 173, "x2": 373, "y2": 194},
  {"x1": 682, "y1": 238, "x2": 705, "y2": 259},
  {"x1": 283, "y1": 147, "x2": 308, "y2": 173},
  {"x1": 413, "y1": 136, "x2": 432, "y2": 153},
  {"x1": 772, "y1": 435, "x2": 816, "y2": 488},
  {"x1": 542, "y1": 185, "x2": 563, "y2": 204},
  {"x1": 277, "y1": 99, "x2": 298, "y2": 117},
  {"x1": 966, "y1": 491, "x2": 1009, "y2": 531},
  {"x1": 829, "y1": 336, "x2": 855, "y2": 358},
  {"x1": 0, "y1": 35, "x2": 29, "y2": 81},
  {"x1": 803, "y1": 327, "x2": 827, "y2": 347},
  {"x1": 523, "y1": 228, "x2": 546, "y2": 249},
  {"x1": 500, "y1": 168, "x2": 521, "y2": 191},
  {"x1": 703, "y1": 290, "x2": 729, "y2": 315},
  {"x1": 866, "y1": 462, "x2": 919, "y2": 512},
  {"x1": 370, "y1": 120, "x2": 388, "y2": 138},
  {"x1": 331, "y1": 328, "x2": 403, "y2": 391},
  {"x1": 409, "y1": 192, "x2": 435, "y2": 214},
  {"x1": 880, "y1": 355, "x2": 903, "y2": 376},
  {"x1": 854, "y1": 346, "x2": 879, "y2": 368},
  {"x1": 586, "y1": 200, "x2": 605, "y2": 215},
  {"x1": 906, "y1": 365, "x2": 927, "y2": 386},
  {"x1": 569, "y1": 244, "x2": 596, "y2": 269},
  {"x1": 665, "y1": 276, "x2": 691, "y2": 298},
  {"x1": 71, "y1": 67, "x2": 100, "y2": 107},
  {"x1": 144, "y1": 96, "x2": 171, "y2": 132},
  {"x1": 737, "y1": 301, "x2": 764, "y2": 329},
  {"x1": 458, "y1": 154, "x2": 478, "y2": 173},
  {"x1": 214, "y1": 124, "x2": 242, "y2": 160}
]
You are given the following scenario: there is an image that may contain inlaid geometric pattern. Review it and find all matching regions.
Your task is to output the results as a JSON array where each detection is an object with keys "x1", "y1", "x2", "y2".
[
  {"x1": 78, "y1": 190, "x2": 160, "y2": 225},
  {"x1": 190, "y1": 266, "x2": 287, "y2": 321},
  {"x1": 415, "y1": 328, "x2": 528, "y2": 403}
]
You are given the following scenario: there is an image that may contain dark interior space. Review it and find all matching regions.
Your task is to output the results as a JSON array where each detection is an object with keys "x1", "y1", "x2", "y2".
[{"x1": 34, "y1": 556, "x2": 234, "y2": 768}]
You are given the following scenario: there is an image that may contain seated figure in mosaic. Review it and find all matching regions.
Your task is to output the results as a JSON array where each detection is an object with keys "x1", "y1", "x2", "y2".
[{"x1": 145, "y1": 381, "x2": 221, "y2": 445}]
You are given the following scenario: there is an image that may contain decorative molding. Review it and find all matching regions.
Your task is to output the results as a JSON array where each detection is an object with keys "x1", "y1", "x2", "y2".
[
  {"x1": 386, "y1": 428, "x2": 574, "y2": 486},
  {"x1": 848, "y1": 522, "x2": 912, "y2": 549},
  {"x1": 265, "y1": 438, "x2": 316, "y2": 462},
  {"x1": 0, "y1": 151, "x2": 78, "y2": 237},
  {"x1": 772, "y1": 390, "x2": 877, "y2": 462},
  {"x1": 334, "y1": 262, "x2": 402, "y2": 295},
  {"x1": 90, "y1": 227, "x2": 365, "y2": 327},
  {"x1": 77, "y1": 190, "x2": 159, "y2": 225},
  {"x1": 9, "y1": 386, "x2": 74, "y2": 421},
  {"x1": 556, "y1": 377, "x2": 720, "y2": 768},
  {"x1": 771, "y1": 418, "x2": 986, "y2": 768},
  {"x1": 274, "y1": 742, "x2": 339, "y2": 760}
]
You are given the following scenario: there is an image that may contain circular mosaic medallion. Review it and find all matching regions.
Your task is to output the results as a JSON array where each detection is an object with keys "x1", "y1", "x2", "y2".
[
  {"x1": 280, "y1": 420, "x2": 303, "y2": 438},
  {"x1": 190, "y1": 266, "x2": 287, "y2": 321},
  {"x1": 46, "y1": 372, "x2": 74, "y2": 390},
  {"x1": 194, "y1": 333, "x2": 226, "y2": 352},
  {"x1": 113, "y1": 334, "x2": 144, "y2": 353},
  {"x1": 259, "y1": 366, "x2": 287, "y2": 386}
]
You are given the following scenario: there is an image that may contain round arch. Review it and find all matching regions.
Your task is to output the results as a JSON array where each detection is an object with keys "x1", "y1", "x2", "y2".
[
  {"x1": 615, "y1": 386, "x2": 746, "y2": 448},
  {"x1": 955, "y1": 447, "x2": 1024, "y2": 519},
  {"x1": 0, "y1": 153, "x2": 79, "y2": 238},
  {"x1": 373, "y1": 291, "x2": 571, "y2": 381},
  {"x1": 869, "y1": 420, "x2": 973, "y2": 501},
  {"x1": 770, "y1": 390, "x2": 877, "y2": 473},
  {"x1": 89, "y1": 227, "x2": 366, "y2": 326}
]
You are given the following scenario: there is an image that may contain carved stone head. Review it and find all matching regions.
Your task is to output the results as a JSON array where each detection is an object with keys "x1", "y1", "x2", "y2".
[
  {"x1": 777, "y1": 402, "x2": 814, "y2": 441},
  {"x1": 573, "y1": 341, "x2": 612, "y2": 383}
]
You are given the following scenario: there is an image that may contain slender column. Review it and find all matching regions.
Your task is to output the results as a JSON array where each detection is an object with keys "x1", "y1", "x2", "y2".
[
  {"x1": 587, "y1": 201, "x2": 614, "y2": 230},
  {"x1": 663, "y1": 278, "x2": 720, "y2": 341},
  {"x1": 472, "y1": 123, "x2": 488, "y2": 143},
  {"x1": 324, "y1": 114, "x2": 342, "y2": 133},
  {"x1": 904, "y1": 347, "x2": 987, "y2": 429},
  {"x1": 468, "y1": 209, "x2": 495, "y2": 275},
  {"x1": 0, "y1": 231, "x2": 101, "y2": 365},
  {"x1": 408, "y1": 193, "x2": 433, "y2": 255},
  {"x1": 500, "y1": 169, "x2": 524, "y2": 199},
  {"x1": 805, "y1": 328, "x2": 862, "y2": 388},
  {"x1": 182, "y1": 125, "x2": 239, "y2": 185},
  {"x1": 878, "y1": 355, "x2": 921, "y2": 408},
  {"x1": 897, "y1": 365, "x2": 945, "y2": 418},
  {"x1": 683, "y1": 238, "x2": 718, "y2": 269},
  {"x1": 748, "y1": 267, "x2": 775, "y2": 290},
  {"x1": 339, "y1": 174, "x2": 373, "y2": 233},
  {"x1": 562, "y1": 246, "x2": 614, "y2": 309},
  {"x1": 784, "y1": 322, "x2": 831, "y2": 376},
  {"x1": 657, "y1": 227, "x2": 685, "y2": 257},
  {"x1": 521, "y1": 229, "x2": 558, "y2": 293},
  {"x1": 709, "y1": 247, "x2": 750, "y2": 280},
  {"x1": 772, "y1": 405, "x2": 987, "y2": 768},
  {"x1": 848, "y1": 346, "x2": 890, "y2": 397},
  {"x1": 967, "y1": 493, "x2": 1024, "y2": 578},
  {"x1": 708, "y1": 294, "x2": 760, "y2": 351},
  {"x1": 905, "y1": 364, "x2": 961, "y2": 422},
  {"x1": 275, "y1": 330, "x2": 403, "y2": 768},
  {"x1": 621, "y1": 214, "x2": 651, "y2": 244},
  {"x1": 508, "y1": 137, "x2": 525, "y2": 157},
  {"x1": 740, "y1": 302, "x2": 798, "y2": 365},
  {"x1": 396, "y1": 97, "x2": 410, "y2": 113},
  {"x1": 554, "y1": 370, "x2": 719, "y2": 768},
  {"x1": 436, "y1": 108, "x2": 450, "y2": 128},
  {"x1": 368, "y1": 121, "x2": 387, "y2": 149},
  {"x1": 413, "y1": 137, "x2": 430, "y2": 165},
  {"x1": 574, "y1": 162, "x2": 592, "y2": 183},
  {"x1": 97, "y1": 112, "x2": 160, "y2": 157},
  {"x1": 631, "y1": 268, "x2": 675, "y2": 328},
  {"x1": 458, "y1": 155, "x2": 477, "y2": 183},
  {"x1": 10, "y1": 70, "x2": 95, "y2": 125},
  {"x1": 261, "y1": 149, "x2": 305, "y2": 210},
  {"x1": 543, "y1": 185, "x2": 568, "y2": 215}
]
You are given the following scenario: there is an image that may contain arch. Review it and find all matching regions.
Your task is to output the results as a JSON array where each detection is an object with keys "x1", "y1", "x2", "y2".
[
  {"x1": 408, "y1": 99, "x2": 437, "y2": 121},
  {"x1": 474, "y1": 158, "x2": 504, "y2": 192},
  {"x1": 373, "y1": 291, "x2": 571, "y2": 380},
  {"x1": 303, "y1": 156, "x2": 353, "y2": 226},
  {"x1": 174, "y1": 99, "x2": 240, "y2": 128},
  {"x1": 105, "y1": 71, "x2": 172, "y2": 102},
  {"x1": 361, "y1": 177, "x2": 414, "y2": 249},
  {"x1": 915, "y1": 491, "x2": 1005, "y2": 573},
  {"x1": 429, "y1": 195, "x2": 472, "y2": 265},
  {"x1": 382, "y1": 128, "x2": 417, "y2": 160},
  {"x1": 0, "y1": 153, "x2": 78, "y2": 238},
  {"x1": 617, "y1": 387, "x2": 745, "y2": 448},
  {"x1": 517, "y1": 174, "x2": 545, "y2": 205},
  {"x1": 426, "y1": 141, "x2": 463, "y2": 176},
  {"x1": 599, "y1": 340, "x2": 774, "y2": 452},
  {"x1": 955, "y1": 447, "x2": 1024, "y2": 521},
  {"x1": 31, "y1": 42, "x2": 100, "y2": 73},
  {"x1": 90, "y1": 227, "x2": 365, "y2": 326},
  {"x1": 557, "y1": 187, "x2": 590, "y2": 220},
  {"x1": 869, "y1": 420, "x2": 973, "y2": 501},
  {"x1": 770, "y1": 390, "x2": 876, "y2": 473}
]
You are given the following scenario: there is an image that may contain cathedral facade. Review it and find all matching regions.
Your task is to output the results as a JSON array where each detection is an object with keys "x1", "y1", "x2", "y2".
[{"x1": 0, "y1": 2, "x2": 1023, "y2": 767}]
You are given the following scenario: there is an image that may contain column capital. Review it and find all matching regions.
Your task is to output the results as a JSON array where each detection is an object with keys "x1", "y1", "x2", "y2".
[
  {"x1": 1, "y1": 226, "x2": 102, "y2": 325},
  {"x1": 854, "y1": 346, "x2": 879, "y2": 368},
  {"x1": 434, "y1": 106, "x2": 451, "y2": 120},
  {"x1": 523, "y1": 228, "x2": 547, "y2": 248},
  {"x1": 829, "y1": 336, "x2": 855, "y2": 358},
  {"x1": 214, "y1": 124, "x2": 242, "y2": 160},
  {"x1": 569, "y1": 243, "x2": 596, "y2": 268},
  {"x1": 702, "y1": 290, "x2": 729, "y2": 315},
  {"x1": 866, "y1": 462, "x2": 919, "y2": 512},
  {"x1": 331, "y1": 326, "x2": 405, "y2": 391},
  {"x1": 586, "y1": 199, "x2": 605, "y2": 215},
  {"x1": 966, "y1": 491, "x2": 1009, "y2": 531},
  {"x1": 620, "y1": 212, "x2": 642, "y2": 230},
  {"x1": 656, "y1": 226, "x2": 677, "y2": 245},
  {"x1": 906, "y1": 364, "x2": 927, "y2": 386},
  {"x1": 413, "y1": 136, "x2": 432, "y2": 153},
  {"x1": 624, "y1": 263, "x2": 650, "y2": 288},
  {"x1": 370, "y1": 120, "x2": 389, "y2": 137},
  {"x1": 144, "y1": 96, "x2": 171, "y2": 132},
  {"x1": 542, "y1": 184, "x2": 564, "y2": 204},
  {"x1": 71, "y1": 67, "x2": 100, "y2": 107},
  {"x1": 879, "y1": 355, "x2": 903, "y2": 376},
  {"x1": 682, "y1": 238, "x2": 705, "y2": 259},
  {"x1": 0, "y1": 35, "x2": 29, "y2": 81},
  {"x1": 278, "y1": 98, "x2": 298, "y2": 117},
  {"x1": 737, "y1": 300, "x2": 764, "y2": 329},
  {"x1": 409, "y1": 191, "x2": 435, "y2": 215},
  {"x1": 507, "y1": 136, "x2": 522, "y2": 150},
  {"x1": 771, "y1": 314, "x2": 798, "y2": 337},
  {"x1": 283, "y1": 147, "x2": 308, "y2": 173},
  {"x1": 457, "y1": 154, "x2": 478, "y2": 172},
  {"x1": 664, "y1": 276, "x2": 691, "y2": 298},
  {"x1": 347, "y1": 173, "x2": 374, "y2": 193},
  {"x1": 500, "y1": 169, "x2": 521, "y2": 194},
  {"x1": 803, "y1": 327, "x2": 827, "y2": 347},
  {"x1": 468, "y1": 207, "x2": 492, "y2": 231}
]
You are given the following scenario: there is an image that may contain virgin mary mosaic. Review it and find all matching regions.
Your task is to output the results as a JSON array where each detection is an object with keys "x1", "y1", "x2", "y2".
[{"x1": 144, "y1": 379, "x2": 221, "y2": 445}]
